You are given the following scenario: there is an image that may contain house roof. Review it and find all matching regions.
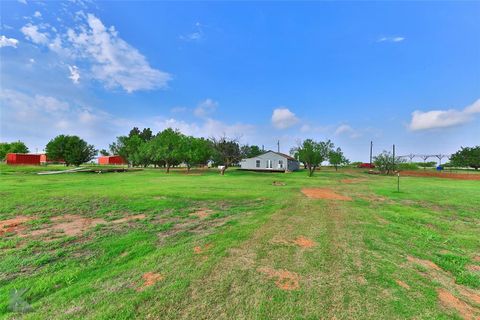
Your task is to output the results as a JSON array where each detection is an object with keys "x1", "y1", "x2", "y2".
[{"x1": 246, "y1": 150, "x2": 298, "y2": 161}]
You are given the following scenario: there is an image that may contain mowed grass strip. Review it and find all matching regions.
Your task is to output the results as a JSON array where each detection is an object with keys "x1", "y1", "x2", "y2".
[{"x1": 0, "y1": 164, "x2": 479, "y2": 319}]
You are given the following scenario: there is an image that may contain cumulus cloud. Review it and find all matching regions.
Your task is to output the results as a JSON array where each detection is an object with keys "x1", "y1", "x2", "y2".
[
  {"x1": 0, "y1": 35, "x2": 18, "y2": 48},
  {"x1": 194, "y1": 98, "x2": 218, "y2": 118},
  {"x1": 408, "y1": 99, "x2": 480, "y2": 131},
  {"x1": 34, "y1": 11, "x2": 42, "y2": 18},
  {"x1": 68, "y1": 65, "x2": 80, "y2": 84},
  {"x1": 271, "y1": 108, "x2": 300, "y2": 129},
  {"x1": 20, "y1": 13, "x2": 171, "y2": 92},
  {"x1": 334, "y1": 124, "x2": 361, "y2": 138},
  {"x1": 21, "y1": 23, "x2": 49, "y2": 44},
  {"x1": 0, "y1": 88, "x2": 120, "y2": 148},
  {"x1": 377, "y1": 36, "x2": 405, "y2": 43},
  {"x1": 1, "y1": 89, "x2": 256, "y2": 150}
]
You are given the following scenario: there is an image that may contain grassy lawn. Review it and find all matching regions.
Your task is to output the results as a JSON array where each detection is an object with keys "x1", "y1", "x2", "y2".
[{"x1": 1, "y1": 164, "x2": 479, "y2": 319}]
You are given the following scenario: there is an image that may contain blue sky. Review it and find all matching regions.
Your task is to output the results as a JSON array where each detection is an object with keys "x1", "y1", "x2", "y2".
[{"x1": 1, "y1": 0, "x2": 479, "y2": 161}]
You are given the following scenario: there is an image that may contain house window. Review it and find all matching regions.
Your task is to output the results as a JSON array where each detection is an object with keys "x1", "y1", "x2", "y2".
[
  {"x1": 278, "y1": 160, "x2": 283, "y2": 169},
  {"x1": 266, "y1": 160, "x2": 272, "y2": 168},
  {"x1": 256, "y1": 160, "x2": 260, "y2": 168}
]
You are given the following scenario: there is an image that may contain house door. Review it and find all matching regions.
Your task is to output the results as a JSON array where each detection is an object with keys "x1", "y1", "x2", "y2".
[{"x1": 266, "y1": 160, "x2": 273, "y2": 169}]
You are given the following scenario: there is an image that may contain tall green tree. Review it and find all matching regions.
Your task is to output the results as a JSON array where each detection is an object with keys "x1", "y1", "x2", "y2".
[
  {"x1": 99, "y1": 149, "x2": 110, "y2": 156},
  {"x1": 328, "y1": 147, "x2": 349, "y2": 171},
  {"x1": 293, "y1": 139, "x2": 334, "y2": 176},
  {"x1": 46, "y1": 135, "x2": 97, "y2": 166},
  {"x1": 148, "y1": 128, "x2": 184, "y2": 173},
  {"x1": 110, "y1": 134, "x2": 144, "y2": 167},
  {"x1": 0, "y1": 141, "x2": 29, "y2": 160},
  {"x1": 374, "y1": 150, "x2": 405, "y2": 174},
  {"x1": 212, "y1": 136, "x2": 242, "y2": 175},
  {"x1": 450, "y1": 146, "x2": 480, "y2": 170},
  {"x1": 241, "y1": 145, "x2": 263, "y2": 158},
  {"x1": 181, "y1": 136, "x2": 212, "y2": 172}
]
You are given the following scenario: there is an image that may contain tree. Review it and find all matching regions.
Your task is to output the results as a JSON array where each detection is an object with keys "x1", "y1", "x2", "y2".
[
  {"x1": 0, "y1": 141, "x2": 29, "y2": 160},
  {"x1": 148, "y1": 128, "x2": 184, "y2": 173},
  {"x1": 46, "y1": 135, "x2": 97, "y2": 166},
  {"x1": 374, "y1": 150, "x2": 405, "y2": 174},
  {"x1": 181, "y1": 136, "x2": 212, "y2": 172},
  {"x1": 99, "y1": 149, "x2": 110, "y2": 156},
  {"x1": 241, "y1": 145, "x2": 263, "y2": 158},
  {"x1": 293, "y1": 139, "x2": 334, "y2": 176},
  {"x1": 211, "y1": 136, "x2": 242, "y2": 175},
  {"x1": 450, "y1": 146, "x2": 480, "y2": 170},
  {"x1": 329, "y1": 147, "x2": 349, "y2": 171},
  {"x1": 110, "y1": 134, "x2": 144, "y2": 167}
]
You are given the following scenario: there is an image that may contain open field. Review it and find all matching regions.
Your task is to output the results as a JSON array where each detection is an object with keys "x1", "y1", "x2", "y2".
[{"x1": 1, "y1": 164, "x2": 479, "y2": 319}]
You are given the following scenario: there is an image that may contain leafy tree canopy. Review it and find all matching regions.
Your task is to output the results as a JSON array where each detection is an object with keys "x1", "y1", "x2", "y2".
[
  {"x1": 46, "y1": 135, "x2": 97, "y2": 166},
  {"x1": 0, "y1": 141, "x2": 29, "y2": 160},
  {"x1": 450, "y1": 146, "x2": 480, "y2": 170}
]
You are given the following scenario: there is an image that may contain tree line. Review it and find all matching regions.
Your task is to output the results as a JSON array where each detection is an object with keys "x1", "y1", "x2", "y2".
[{"x1": 105, "y1": 127, "x2": 264, "y2": 175}]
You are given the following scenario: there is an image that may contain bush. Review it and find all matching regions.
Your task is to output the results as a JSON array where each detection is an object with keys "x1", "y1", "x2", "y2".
[{"x1": 396, "y1": 163, "x2": 419, "y2": 171}]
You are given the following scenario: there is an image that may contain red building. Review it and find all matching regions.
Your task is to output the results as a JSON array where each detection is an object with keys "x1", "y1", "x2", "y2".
[
  {"x1": 6, "y1": 153, "x2": 41, "y2": 165},
  {"x1": 98, "y1": 155, "x2": 126, "y2": 165}
]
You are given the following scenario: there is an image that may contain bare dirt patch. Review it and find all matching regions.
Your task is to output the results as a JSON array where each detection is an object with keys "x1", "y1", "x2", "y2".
[
  {"x1": 272, "y1": 181, "x2": 286, "y2": 186},
  {"x1": 466, "y1": 265, "x2": 480, "y2": 272},
  {"x1": 190, "y1": 209, "x2": 213, "y2": 219},
  {"x1": 437, "y1": 288, "x2": 477, "y2": 320},
  {"x1": 401, "y1": 171, "x2": 480, "y2": 181},
  {"x1": 0, "y1": 216, "x2": 32, "y2": 236},
  {"x1": 111, "y1": 214, "x2": 146, "y2": 224},
  {"x1": 257, "y1": 267, "x2": 300, "y2": 291},
  {"x1": 396, "y1": 280, "x2": 410, "y2": 290},
  {"x1": 293, "y1": 236, "x2": 316, "y2": 248},
  {"x1": 49, "y1": 214, "x2": 105, "y2": 237},
  {"x1": 301, "y1": 188, "x2": 352, "y2": 201},
  {"x1": 193, "y1": 243, "x2": 212, "y2": 254},
  {"x1": 407, "y1": 256, "x2": 441, "y2": 271},
  {"x1": 137, "y1": 272, "x2": 164, "y2": 291}
]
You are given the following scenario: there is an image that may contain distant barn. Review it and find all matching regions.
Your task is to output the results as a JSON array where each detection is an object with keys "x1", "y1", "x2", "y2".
[
  {"x1": 240, "y1": 150, "x2": 300, "y2": 172},
  {"x1": 6, "y1": 153, "x2": 41, "y2": 165},
  {"x1": 98, "y1": 155, "x2": 126, "y2": 165}
]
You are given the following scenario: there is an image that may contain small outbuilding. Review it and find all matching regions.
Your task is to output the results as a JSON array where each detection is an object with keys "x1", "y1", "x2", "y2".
[
  {"x1": 240, "y1": 150, "x2": 300, "y2": 172},
  {"x1": 6, "y1": 153, "x2": 41, "y2": 165},
  {"x1": 98, "y1": 155, "x2": 126, "y2": 165}
]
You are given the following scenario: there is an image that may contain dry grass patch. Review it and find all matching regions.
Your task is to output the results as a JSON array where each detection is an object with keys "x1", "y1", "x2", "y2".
[
  {"x1": 190, "y1": 208, "x2": 213, "y2": 219},
  {"x1": 301, "y1": 188, "x2": 352, "y2": 201},
  {"x1": 395, "y1": 280, "x2": 410, "y2": 290},
  {"x1": 137, "y1": 272, "x2": 164, "y2": 291},
  {"x1": 257, "y1": 267, "x2": 300, "y2": 291}
]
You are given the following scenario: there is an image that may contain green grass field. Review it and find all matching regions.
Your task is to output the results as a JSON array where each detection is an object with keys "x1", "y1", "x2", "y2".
[{"x1": 1, "y1": 164, "x2": 479, "y2": 319}]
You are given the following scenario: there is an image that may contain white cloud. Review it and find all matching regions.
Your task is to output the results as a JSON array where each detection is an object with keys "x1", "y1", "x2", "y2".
[
  {"x1": 408, "y1": 99, "x2": 480, "y2": 131},
  {"x1": 271, "y1": 108, "x2": 300, "y2": 129},
  {"x1": 20, "y1": 13, "x2": 171, "y2": 93},
  {"x1": 334, "y1": 124, "x2": 361, "y2": 138},
  {"x1": 180, "y1": 22, "x2": 204, "y2": 42},
  {"x1": 194, "y1": 98, "x2": 218, "y2": 118},
  {"x1": 65, "y1": 14, "x2": 171, "y2": 92},
  {"x1": 34, "y1": 11, "x2": 42, "y2": 18},
  {"x1": 0, "y1": 35, "x2": 19, "y2": 48},
  {"x1": 18, "y1": 0, "x2": 27, "y2": 4},
  {"x1": 68, "y1": 65, "x2": 80, "y2": 84},
  {"x1": 378, "y1": 36, "x2": 405, "y2": 43},
  {"x1": 21, "y1": 23, "x2": 49, "y2": 44}
]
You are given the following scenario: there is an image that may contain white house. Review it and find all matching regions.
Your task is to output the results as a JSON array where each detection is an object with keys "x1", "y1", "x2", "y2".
[{"x1": 240, "y1": 150, "x2": 300, "y2": 172}]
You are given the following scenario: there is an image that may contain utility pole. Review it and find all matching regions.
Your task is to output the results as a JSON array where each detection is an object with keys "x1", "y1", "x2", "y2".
[
  {"x1": 369, "y1": 141, "x2": 373, "y2": 165},
  {"x1": 392, "y1": 144, "x2": 396, "y2": 172},
  {"x1": 277, "y1": 140, "x2": 280, "y2": 153}
]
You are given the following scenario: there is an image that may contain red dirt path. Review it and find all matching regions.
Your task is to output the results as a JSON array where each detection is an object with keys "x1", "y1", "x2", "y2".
[{"x1": 400, "y1": 171, "x2": 480, "y2": 180}]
